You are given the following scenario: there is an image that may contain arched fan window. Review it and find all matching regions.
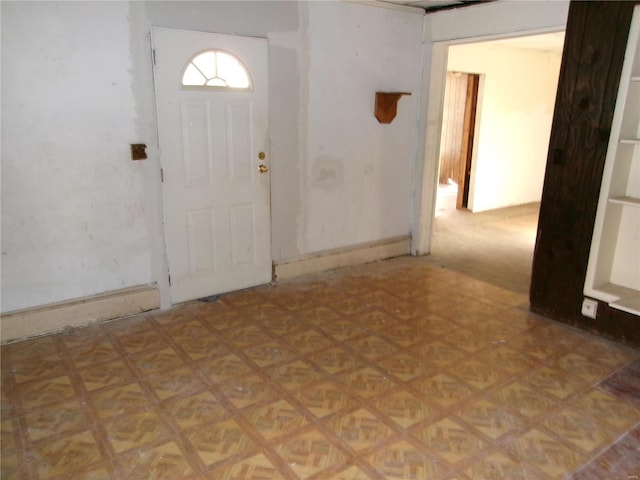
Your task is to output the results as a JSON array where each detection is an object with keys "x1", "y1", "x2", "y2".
[{"x1": 181, "y1": 50, "x2": 252, "y2": 90}]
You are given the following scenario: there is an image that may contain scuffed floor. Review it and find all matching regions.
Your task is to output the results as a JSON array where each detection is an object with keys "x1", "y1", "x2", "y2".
[
  {"x1": 1, "y1": 256, "x2": 639, "y2": 479},
  {"x1": 428, "y1": 198, "x2": 540, "y2": 295}
]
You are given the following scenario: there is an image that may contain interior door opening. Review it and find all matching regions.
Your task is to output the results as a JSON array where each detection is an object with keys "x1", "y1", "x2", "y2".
[{"x1": 427, "y1": 32, "x2": 565, "y2": 293}]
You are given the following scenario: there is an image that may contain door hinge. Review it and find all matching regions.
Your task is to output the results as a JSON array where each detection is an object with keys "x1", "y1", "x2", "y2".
[
  {"x1": 168, "y1": 274, "x2": 171, "y2": 286},
  {"x1": 152, "y1": 49, "x2": 157, "y2": 66},
  {"x1": 160, "y1": 168, "x2": 164, "y2": 182}
]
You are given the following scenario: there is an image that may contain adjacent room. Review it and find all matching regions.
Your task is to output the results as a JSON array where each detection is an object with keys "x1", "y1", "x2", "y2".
[
  {"x1": 1, "y1": 1, "x2": 639, "y2": 478},
  {"x1": 430, "y1": 32, "x2": 564, "y2": 293}
]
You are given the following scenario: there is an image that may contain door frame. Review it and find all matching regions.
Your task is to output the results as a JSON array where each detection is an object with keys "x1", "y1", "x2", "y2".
[{"x1": 411, "y1": 26, "x2": 566, "y2": 256}]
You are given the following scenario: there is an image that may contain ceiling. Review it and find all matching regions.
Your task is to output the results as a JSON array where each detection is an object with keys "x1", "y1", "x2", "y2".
[{"x1": 378, "y1": 0, "x2": 490, "y2": 13}]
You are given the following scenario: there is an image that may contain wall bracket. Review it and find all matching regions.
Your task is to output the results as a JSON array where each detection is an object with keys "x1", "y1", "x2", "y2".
[{"x1": 375, "y1": 92, "x2": 411, "y2": 124}]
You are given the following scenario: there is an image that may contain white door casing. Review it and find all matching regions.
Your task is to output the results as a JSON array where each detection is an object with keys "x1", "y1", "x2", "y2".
[{"x1": 152, "y1": 28, "x2": 271, "y2": 304}]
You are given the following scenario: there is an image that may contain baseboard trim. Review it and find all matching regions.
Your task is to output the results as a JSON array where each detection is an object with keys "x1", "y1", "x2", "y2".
[
  {"x1": 1, "y1": 285, "x2": 160, "y2": 343},
  {"x1": 274, "y1": 236, "x2": 411, "y2": 282}
]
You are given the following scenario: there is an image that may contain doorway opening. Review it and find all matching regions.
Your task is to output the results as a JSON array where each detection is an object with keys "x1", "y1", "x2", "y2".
[
  {"x1": 436, "y1": 71, "x2": 479, "y2": 214},
  {"x1": 428, "y1": 32, "x2": 565, "y2": 293}
]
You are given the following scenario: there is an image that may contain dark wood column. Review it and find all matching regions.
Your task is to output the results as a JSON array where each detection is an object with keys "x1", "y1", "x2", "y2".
[{"x1": 530, "y1": 1, "x2": 640, "y2": 348}]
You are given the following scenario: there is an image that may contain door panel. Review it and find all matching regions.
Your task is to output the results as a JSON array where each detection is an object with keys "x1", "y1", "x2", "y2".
[
  {"x1": 187, "y1": 209, "x2": 216, "y2": 274},
  {"x1": 182, "y1": 102, "x2": 212, "y2": 186},
  {"x1": 439, "y1": 72, "x2": 468, "y2": 185},
  {"x1": 152, "y1": 28, "x2": 271, "y2": 304},
  {"x1": 227, "y1": 103, "x2": 253, "y2": 180},
  {"x1": 230, "y1": 204, "x2": 255, "y2": 266}
]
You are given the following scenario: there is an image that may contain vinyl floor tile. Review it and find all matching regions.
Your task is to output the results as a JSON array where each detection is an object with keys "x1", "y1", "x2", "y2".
[
  {"x1": 264, "y1": 360, "x2": 324, "y2": 392},
  {"x1": 464, "y1": 451, "x2": 543, "y2": 480},
  {"x1": 90, "y1": 382, "x2": 150, "y2": 419},
  {"x1": 475, "y1": 345, "x2": 541, "y2": 375},
  {"x1": 371, "y1": 390, "x2": 440, "y2": 428},
  {"x1": 118, "y1": 441, "x2": 195, "y2": 479},
  {"x1": 306, "y1": 347, "x2": 365, "y2": 375},
  {"x1": 185, "y1": 418, "x2": 258, "y2": 466},
  {"x1": 410, "y1": 373, "x2": 476, "y2": 408},
  {"x1": 338, "y1": 367, "x2": 399, "y2": 399},
  {"x1": 218, "y1": 375, "x2": 280, "y2": 410},
  {"x1": 294, "y1": 382, "x2": 358, "y2": 419},
  {"x1": 365, "y1": 439, "x2": 449, "y2": 479},
  {"x1": 206, "y1": 452, "x2": 286, "y2": 480},
  {"x1": 17, "y1": 375, "x2": 77, "y2": 410},
  {"x1": 567, "y1": 389, "x2": 640, "y2": 431},
  {"x1": 144, "y1": 366, "x2": 206, "y2": 400},
  {"x1": 540, "y1": 406, "x2": 618, "y2": 454},
  {"x1": 331, "y1": 464, "x2": 377, "y2": 480},
  {"x1": 174, "y1": 334, "x2": 231, "y2": 361},
  {"x1": 375, "y1": 352, "x2": 432, "y2": 381},
  {"x1": 2, "y1": 255, "x2": 639, "y2": 479},
  {"x1": 0, "y1": 454, "x2": 22, "y2": 480},
  {"x1": 453, "y1": 398, "x2": 526, "y2": 440},
  {"x1": 273, "y1": 429, "x2": 348, "y2": 478},
  {"x1": 522, "y1": 366, "x2": 587, "y2": 400},
  {"x1": 116, "y1": 329, "x2": 168, "y2": 354},
  {"x1": 130, "y1": 347, "x2": 186, "y2": 377},
  {"x1": 504, "y1": 428, "x2": 587, "y2": 479},
  {"x1": 345, "y1": 335, "x2": 399, "y2": 361},
  {"x1": 77, "y1": 358, "x2": 137, "y2": 391},
  {"x1": 103, "y1": 410, "x2": 171, "y2": 454},
  {"x1": 242, "y1": 341, "x2": 296, "y2": 368},
  {"x1": 412, "y1": 417, "x2": 488, "y2": 466},
  {"x1": 23, "y1": 399, "x2": 90, "y2": 442},
  {"x1": 242, "y1": 399, "x2": 310, "y2": 441},
  {"x1": 30, "y1": 430, "x2": 105, "y2": 478},
  {"x1": 67, "y1": 340, "x2": 122, "y2": 369},
  {"x1": 1, "y1": 418, "x2": 17, "y2": 453},
  {"x1": 597, "y1": 362, "x2": 640, "y2": 407},
  {"x1": 198, "y1": 353, "x2": 256, "y2": 385},
  {"x1": 489, "y1": 381, "x2": 559, "y2": 419},
  {"x1": 554, "y1": 353, "x2": 613, "y2": 384},
  {"x1": 327, "y1": 408, "x2": 396, "y2": 453},
  {"x1": 161, "y1": 391, "x2": 229, "y2": 431},
  {"x1": 10, "y1": 357, "x2": 66, "y2": 385},
  {"x1": 446, "y1": 359, "x2": 509, "y2": 390}
]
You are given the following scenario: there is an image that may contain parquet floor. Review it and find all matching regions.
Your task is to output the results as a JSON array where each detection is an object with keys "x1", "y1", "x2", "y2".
[{"x1": 2, "y1": 256, "x2": 639, "y2": 479}]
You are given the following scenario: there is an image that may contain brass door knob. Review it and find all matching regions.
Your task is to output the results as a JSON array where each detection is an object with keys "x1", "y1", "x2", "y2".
[{"x1": 258, "y1": 164, "x2": 269, "y2": 173}]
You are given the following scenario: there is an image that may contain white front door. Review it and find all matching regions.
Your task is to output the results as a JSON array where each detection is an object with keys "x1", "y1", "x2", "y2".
[{"x1": 152, "y1": 28, "x2": 271, "y2": 304}]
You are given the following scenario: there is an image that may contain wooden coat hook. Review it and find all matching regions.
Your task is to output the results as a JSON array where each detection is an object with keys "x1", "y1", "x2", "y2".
[{"x1": 375, "y1": 92, "x2": 411, "y2": 124}]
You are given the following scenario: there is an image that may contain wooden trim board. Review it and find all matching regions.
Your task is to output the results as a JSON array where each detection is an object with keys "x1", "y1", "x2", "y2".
[
  {"x1": 274, "y1": 236, "x2": 411, "y2": 281},
  {"x1": 1, "y1": 285, "x2": 160, "y2": 343}
]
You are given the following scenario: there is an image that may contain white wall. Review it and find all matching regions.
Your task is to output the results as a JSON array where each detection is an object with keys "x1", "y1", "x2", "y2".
[
  {"x1": 0, "y1": 1, "x2": 300, "y2": 315},
  {"x1": 1, "y1": 2, "x2": 150, "y2": 312},
  {"x1": 304, "y1": 2, "x2": 424, "y2": 253},
  {"x1": 447, "y1": 43, "x2": 562, "y2": 212},
  {"x1": 1, "y1": 0, "x2": 424, "y2": 327}
]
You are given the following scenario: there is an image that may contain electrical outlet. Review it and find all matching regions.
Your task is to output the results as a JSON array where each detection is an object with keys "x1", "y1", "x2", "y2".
[{"x1": 581, "y1": 298, "x2": 598, "y2": 319}]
